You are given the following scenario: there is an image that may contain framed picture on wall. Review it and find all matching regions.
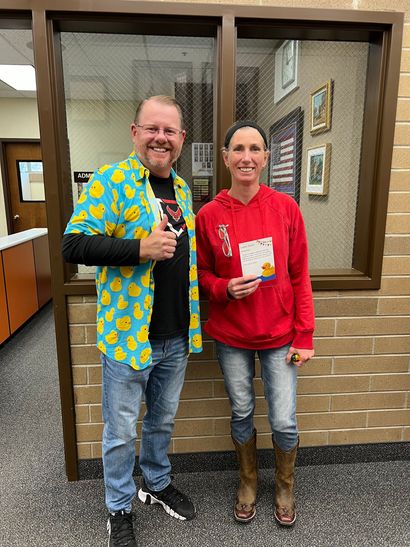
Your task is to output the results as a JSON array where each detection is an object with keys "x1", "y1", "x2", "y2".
[
  {"x1": 274, "y1": 40, "x2": 300, "y2": 104},
  {"x1": 310, "y1": 80, "x2": 333, "y2": 134},
  {"x1": 306, "y1": 143, "x2": 331, "y2": 195},
  {"x1": 268, "y1": 107, "x2": 303, "y2": 204}
]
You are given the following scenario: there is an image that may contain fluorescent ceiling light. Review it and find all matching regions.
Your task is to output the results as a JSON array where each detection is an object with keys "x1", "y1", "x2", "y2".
[{"x1": 0, "y1": 64, "x2": 36, "y2": 91}]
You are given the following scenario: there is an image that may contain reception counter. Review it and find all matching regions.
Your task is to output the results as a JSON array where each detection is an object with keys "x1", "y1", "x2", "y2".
[{"x1": 0, "y1": 228, "x2": 52, "y2": 344}]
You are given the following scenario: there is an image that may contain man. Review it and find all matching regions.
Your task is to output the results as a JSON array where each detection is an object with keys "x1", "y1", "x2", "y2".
[{"x1": 62, "y1": 95, "x2": 202, "y2": 547}]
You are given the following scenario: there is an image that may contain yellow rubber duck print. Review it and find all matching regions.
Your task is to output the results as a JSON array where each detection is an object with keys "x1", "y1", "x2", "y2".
[
  {"x1": 97, "y1": 341, "x2": 106, "y2": 353},
  {"x1": 105, "y1": 330, "x2": 118, "y2": 345},
  {"x1": 260, "y1": 262, "x2": 275, "y2": 280},
  {"x1": 189, "y1": 313, "x2": 199, "y2": 329},
  {"x1": 139, "y1": 192, "x2": 150, "y2": 214},
  {"x1": 130, "y1": 356, "x2": 139, "y2": 369},
  {"x1": 116, "y1": 316, "x2": 131, "y2": 332},
  {"x1": 89, "y1": 180, "x2": 104, "y2": 198},
  {"x1": 117, "y1": 295, "x2": 128, "y2": 310},
  {"x1": 124, "y1": 184, "x2": 136, "y2": 199},
  {"x1": 110, "y1": 277, "x2": 122, "y2": 292},
  {"x1": 189, "y1": 264, "x2": 197, "y2": 282},
  {"x1": 111, "y1": 189, "x2": 120, "y2": 216},
  {"x1": 78, "y1": 192, "x2": 87, "y2": 204},
  {"x1": 131, "y1": 172, "x2": 142, "y2": 187},
  {"x1": 141, "y1": 269, "x2": 151, "y2": 288},
  {"x1": 126, "y1": 335, "x2": 138, "y2": 351},
  {"x1": 114, "y1": 346, "x2": 127, "y2": 361},
  {"x1": 97, "y1": 317, "x2": 104, "y2": 334},
  {"x1": 128, "y1": 282, "x2": 141, "y2": 297},
  {"x1": 114, "y1": 224, "x2": 126, "y2": 238},
  {"x1": 190, "y1": 286, "x2": 199, "y2": 301},
  {"x1": 133, "y1": 302, "x2": 143, "y2": 320},
  {"x1": 124, "y1": 205, "x2": 140, "y2": 222},
  {"x1": 98, "y1": 164, "x2": 111, "y2": 174},
  {"x1": 100, "y1": 267, "x2": 108, "y2": 284},
  {"x1": 111, "y1": 170, "x2": 125, "y2": 184},
  {"x1": 105, "y1": 221, "x2": 116, "y2": 236},
  {"x1": 71, "y1": 210, "x2": 88, "y2": 223},
  {"x1": 140, "y1": 347, "x2": 151, "y2": 365},
  {"x1": 191, "y1": 236, "x2": 196, "y2": 251},
  {"x1": 101, "y1": 290, "x2": 111, "y2": 306},
  {"x1": 185, "y1": 214, "x2": 194, "y2": 230},
  {"x1": 143, "y1": 295, "x2": 152, "y2": 310},
  {"x1": 97, "y1": 304, "x2": 101, "y2": 313},
  {"x1": 118, "y1": 161, "x2": 130, "y2": 171},
  {"x1": 192, "y1": 333, "x2": 202, "y2": 349},
  {"x1": 90, "y1": 203, "x2": 105, "y2": 220},
  {"x1": 134, "y1": 227, "x2": 149, "y2": 240},
  {"x1": 176, "y1": 186, "x2": 187, "y2": 200},
  {"x1": 137, "y1": 325, "x2": 149, "y2": 343},
  {"x1": 120, "y1": 266, "x2": 134, "y2": 279},
  {"x1": 105, "y1": 307, "x2": 115, "y2": 322}
]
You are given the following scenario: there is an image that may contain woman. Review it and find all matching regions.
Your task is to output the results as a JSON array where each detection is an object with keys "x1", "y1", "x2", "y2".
[{"x1": 196, "y1": 121, "x2": 314, "y2": 526}]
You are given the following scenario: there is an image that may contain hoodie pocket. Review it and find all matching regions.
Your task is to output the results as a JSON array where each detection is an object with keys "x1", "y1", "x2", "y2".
[{"x1": 278, "y1": 282, "x2": 294, "y2": 315}]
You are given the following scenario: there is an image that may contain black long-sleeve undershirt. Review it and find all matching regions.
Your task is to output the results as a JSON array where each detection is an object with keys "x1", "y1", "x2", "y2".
[{"x1": 62, "y1": 233, "x2": 141, "y2": 267}]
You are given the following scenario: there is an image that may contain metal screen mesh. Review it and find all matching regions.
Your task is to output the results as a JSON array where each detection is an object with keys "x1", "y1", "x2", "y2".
[{"x1": 236, "y1": 39, "x2": 369, "y2": 270}]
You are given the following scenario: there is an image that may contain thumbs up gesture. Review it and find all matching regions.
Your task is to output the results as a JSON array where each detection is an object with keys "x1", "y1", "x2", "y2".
[{"x1": 139, "y1": 215, "x2": 177, "y2": 261}]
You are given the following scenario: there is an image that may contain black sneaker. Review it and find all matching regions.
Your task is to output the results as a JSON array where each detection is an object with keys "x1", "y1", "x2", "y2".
[
  {"x1": 138, "y1": 480, "x2": 196, "y2": 520},
  {"x1": 107, "y1": 510, "x2": 137, "y2": 547}
]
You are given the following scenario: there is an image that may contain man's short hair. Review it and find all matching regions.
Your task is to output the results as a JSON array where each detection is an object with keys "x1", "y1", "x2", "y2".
[{"x1": 134, "y1": 95, "x2": 185, "y2": 129}]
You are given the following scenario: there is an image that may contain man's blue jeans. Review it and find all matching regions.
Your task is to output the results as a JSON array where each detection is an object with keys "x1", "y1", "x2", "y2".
[
  {"x1": 215, "y1": 341, "x2": 298, "y2": 452},
  {"x1": 101, "y1": 335, "x2": 189, "y2": 513}
]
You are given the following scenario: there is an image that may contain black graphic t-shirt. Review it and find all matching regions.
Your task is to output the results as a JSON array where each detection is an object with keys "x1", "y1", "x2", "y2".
[{"x1": 148, "y1": 174, "x2": 190, "y2": 339}]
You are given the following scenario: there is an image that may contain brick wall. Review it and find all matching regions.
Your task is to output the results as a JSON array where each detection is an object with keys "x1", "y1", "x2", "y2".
[{"x1": 68, "y1": 2, "x2": 410, "y2": 460}]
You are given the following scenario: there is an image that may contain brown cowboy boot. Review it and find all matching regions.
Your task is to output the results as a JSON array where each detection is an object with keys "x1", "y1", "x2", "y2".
[
  {"x1": 232, "y1": 429, "x2": 258, "y2": 523},
  {"x1": 273, "y1": 439, "x2": 298, "y2": 526}
]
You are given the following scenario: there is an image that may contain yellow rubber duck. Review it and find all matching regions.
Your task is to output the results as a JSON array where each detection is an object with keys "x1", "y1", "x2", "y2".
[
  {"x1": 128, "y1": 283, "x2": 141, "y2": 297},
  {"x1": 190, "y1": 286, "x2": 199, "y2": 301},
  {"x1": 137, "y1": 325, "x2": 149, "y2": 343},
  {"x1": 124, "y1": 184, "x2": 136, "y2": 199},
  {"x1": 140, "y1": 347, "x2": 151, "y2": 365},
  {"x1": 189, "y1": 265, "x2": 197, "y2": 282},
  {"x1": 120, "y1": 266, "x2": 134, "y2": 279},
  {"x1": 117, "y1": 295, "x2": 128, "y2": 310},
  {"x1": 134, "y1": 227, "x2": 149, "y2": 240},
  {"x1": 101, "y1": 290, "x2": 111, "y2": 306},
  {"x1": 133, "y1": 302, "x2": 143, "y2": 320},
  {"x1": 176, "y1": 185, "x2": 187, "y2": 200},
  {"x1": 71, "y1": 210, "x2": 88, "y2": 223},
  {"x1": 89, "y1": 203, "x2": 105, "y2": 220},
  {"x1": 130, "y1": 172, "x2": 142, "y2": 187},
  {"x1": 143, "y1": 295, "x2": 152, "y2": 310},
  {"x1": 78, "y1": 192, "x2": 87, "y2": 204},
  {"x1": 97, "y1": 317, "x2": 104, "y2": 334},
  {"x1": 140, "y1": 192, "x2": 150, "y2": 214},
  {"x1": 124, "y1": 205, "x2": 140, "y2": 222},
  {"x1": 130, "y1": 356, "x2": 140, "y2": 369},
  {"x1": 110, "y1": 277, "x2": 122, "y2": 292},
  {"x1": 89, "y1": 180, "x2": 105, "y2": 198},
  {"x1": 98, "y1": 164, "x2": 111, "y2": 175},
  {"x1": 192, "y1": 333, "x2": 202, "y2": 349},
  {"x1": 114, "y1": 346, "x2": 127, "y2": 361},
  {"x1": 118, "y1": 161, "x2": 130, "y2": 171},
  {"x1": 141, "y1": 269, "x2": 151, "y2": 288},
  {"x1": 111, "y1": 170, "x2": 125, "y2": 184},
  {"x1": 126, "y1": 335, "x2": 138, "y2": 351},
  {"x1": 105, "y1": 221, "x2": 116, "y2": 236},
  {"x1": 191, "y1": 236, "x2": 196, "y2": 251},
  {"x1": 97, "y1": 341, "x2": 106, "y2": 353},
  {"x1": 105, "y1": 330, "x2": 118, "y2": 345},
  {"x1": 100, "y1": 267, "x2": 108, "y2": 284},
  {"x1": 185, "y1": 214, "x2": 194, "y2": 230},
  {"x1": 261, "y1": 262, "x2": 275, "y2": 278},
  {"x1": 116, "y1": 316, "x2": 131, "y2": 331},
  {"x1": 105, "y1": 307, "x2": 115, "y2": 322},
  {"x1": 189, "y1": 313, "x2": 199, "y2": 329},
  {"x1": 114, "y1": 224, "x2": 126, "y2": 238}
]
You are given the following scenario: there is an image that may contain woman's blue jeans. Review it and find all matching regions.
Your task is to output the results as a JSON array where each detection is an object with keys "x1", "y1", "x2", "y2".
[
  {"x1": 215, "y1": 341, "x2": 298, "y2": 452},
  {"x1": 101, "y1": 335, "x2": 189, "y2": 513}
]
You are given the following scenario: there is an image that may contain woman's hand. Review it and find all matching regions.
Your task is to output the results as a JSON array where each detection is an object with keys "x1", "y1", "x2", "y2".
[
  {"x1": 227, "y1": 275, "x2": 261, "y2": 300},
  {"x1": 286, "y1": 346, "x2": 314, "y2": 366}
]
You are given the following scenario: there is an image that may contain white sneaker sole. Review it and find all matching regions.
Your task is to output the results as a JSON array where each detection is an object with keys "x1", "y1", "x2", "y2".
[{"x1": 138, "y1": 488, "x2": 189, "y2": 520}]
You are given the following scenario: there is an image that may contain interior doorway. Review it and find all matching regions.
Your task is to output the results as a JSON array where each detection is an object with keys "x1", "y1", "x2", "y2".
[{"x1": 3, "y1": 141, "x2": 46, "y2": 233}]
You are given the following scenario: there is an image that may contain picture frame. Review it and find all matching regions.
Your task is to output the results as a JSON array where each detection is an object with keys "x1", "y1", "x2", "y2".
[
  {"x1": 268, "y1": 107, "x2": 303, "y2": 204},
  {"x1": 306, "y1": 143, "x2": 331, "y2": 195},
  {"x1": 274, "y1": 40, "x2": 300, "y2": 104},
  {"x1": 310, "y1": 80, "x2": 333, "y2": 135}
]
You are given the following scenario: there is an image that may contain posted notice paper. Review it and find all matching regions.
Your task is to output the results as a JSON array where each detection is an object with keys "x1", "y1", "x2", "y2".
[{"x1": 238, "y1": 237, "x2": 276, "y2": 281}]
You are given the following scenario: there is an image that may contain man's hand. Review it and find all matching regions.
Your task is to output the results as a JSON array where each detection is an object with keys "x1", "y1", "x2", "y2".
[{"x1": 139, "y1": 215, "x2": 177, "y2": 261}]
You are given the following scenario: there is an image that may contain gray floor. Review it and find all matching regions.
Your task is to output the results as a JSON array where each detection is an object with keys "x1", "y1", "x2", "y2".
[{"x1": 0, "y1": 303, "x2": 409, "y2": 547}]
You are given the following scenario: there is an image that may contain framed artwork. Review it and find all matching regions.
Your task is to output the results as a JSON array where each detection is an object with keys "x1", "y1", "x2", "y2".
[
  {"x1": 268, "y1": 107, "x2": 303, "y2": 204},
  {"x1": 310, "y1": 80, "x2": 333, "y2": 135},
  {"x1": 306, "y1": 143, "x2": 331, "y2": 195},
  {"x1": 274, "y1": 40, "x2": 300, "y2": 104}
]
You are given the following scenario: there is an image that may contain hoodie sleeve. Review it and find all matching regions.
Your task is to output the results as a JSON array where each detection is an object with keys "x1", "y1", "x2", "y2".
[
  {"x1": 196, "y1": 208, "x2": 230, "y2": 303},
  {"x1": 288, "y1": 204, "x2": 315, "y2": 349}
]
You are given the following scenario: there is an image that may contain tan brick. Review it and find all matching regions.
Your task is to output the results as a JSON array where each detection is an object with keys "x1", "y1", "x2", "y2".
[
  {"x1": 249, "y1": 432, "x2": 273, "y2": 449},
  {"x1": 71, "y1": 345, "x2": 100, "y2": 365},
  {"x1": 314, "y1": 298, "x2": 378, "y2": 317},
  {"x1": 367, "y1": 409, "x2": 410, "y2": 427},
  {"x1": 70, "y1": 325, "x2": 86, "y2": 344},
  {"x1": 371, "y1": 373, "x2": 410, "y2": 391},
  {"x1": 401, "y1": 49, "x2": 410, "y2": 72},
  {"x1": 396, "y1": 98, "x2": 410, "y2": 122},
  {"x1": 331, "y1": 392, "x2": 407, "y2": 411},
  {"x1": 74, "y1": 385, "x2": 101, "y2": 404},
  {"x1": 336, "y1": 316, "x2": 410, "y2": 336},
  {"x1": 76, "y1": 423, "x2": 103, "y2": 442},
  {"x1": 404, "y1": 25, "x2": 410, "y2": 48},
  {"x1": 399, "y1": 74, "x2": 410, "y2": 98},
  {"x1": 394, "y1": 124, "x2": 410, "y2": 146},
  {"x1": 334, "y1": 355, "x2": 409, "y2": 374},
  {"x1": 299, "y1": 375, "x2": 370, "y2": 395},
  {"x1": 75, "y1": 405, "x2": 90, "y2": 423},
  {"x1": 378, "y1": 296, "x2": 410, "y2": 315},
  {"x1": 180, "y1": 381, "x2": 213, "y2": 400},
  {"x1": 173, "y1": 418, "x2": 214, "y2": 437},
  {"x1": 379, "y1": 276, "x2": 410, "y2": 295},
  {"x1": 91, "y1": 443, "x2": 102, "y2": 458},
  {"x1": 298, "y1": 412, "x2": 367, "y2": 431},
  {"x1": 314, "y1": 337, "x2": 373, "y2": 356},
  {"x1": 314, "y1": 319, "x2": 335, "y2": 337},
  {"x1": 189, "y1": 340, "x2": 214, "y2": 361},
  {"x1": 77, "y1": 443, "x2": 91, "y2": 459},
  {"x1": 85, "y1": 325, "x2": 97, "y2": 344},
  {"x1": 329, "y1": 427, "x2": 402, "y2": 445},
  {"x1": 298, "y1": 358, "x2": 332, "y2": 376},
  {"x1": 68, "y1": 296, "x2": 83, "y2": 304},
  {"x1": 382, "y1": 256, "x2": 410, "y2": 275},
  {"x1": 389, "y1": 170, "x2": 410, "y2": 191},
  {"x1": 388, "y1": 192, "x2": 410, "y2": 213},
  {"x1": 185, "y1": 360, "x2": 221, "y2": 380},
  {"x1": 392, "y1": 148, "x2": 410, "y2": 169},
  {"x1": 68, "y1": 303, "x2": 97, "y2": 324},
  {"x1": 384, "y1": 235, "x2": 410, "y2": 255},
  {"x1": 84, "y1": 295, "x2": 97, "y2": 303},
  {"x1": 385, "y1": 214, "x2": 410, "y2": 235},
  {"x1": 403, "y1": 427, "x2": 410, "y2": 441},
  {"x1": 374, "y1": 335, "x2": 410, "y2": 354},
  {"x1": 72, "y1": 366, "x2": 88, "y2": 385},
  {"x1": 299, "y1": 431, "x2": 329, "y2": 446},
  {"x1": 176, "y1": 398, "x2": 231, "y2": 418},
  {"x1": 90, "y1": 404, "x2": 102, "y2": 423},
  {"x1": 297, "y1": 395, "x2": 330, "y2": 413},
  {"x1": 173, "y1": 435, "x2": 232, "y2": 452},
  {"x1": 88, "y1": 365, "x2": 102, "y2": 384},
  {"x1": 213, "y1": 418, "x2": 231, "y2": 436}
]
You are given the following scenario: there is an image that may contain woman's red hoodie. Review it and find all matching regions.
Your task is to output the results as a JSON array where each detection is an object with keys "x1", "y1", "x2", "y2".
[{"x1": 196, "y1": 184, "x2": 314, "y2": 350}]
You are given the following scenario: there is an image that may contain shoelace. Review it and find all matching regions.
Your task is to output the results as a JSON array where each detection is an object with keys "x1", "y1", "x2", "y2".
[
  {"x1": 160, "y1": 484, "x2": 186, "y2": 505},
  {"x1": 111, "y1": 512, "x2": 134, "y2": 545}
]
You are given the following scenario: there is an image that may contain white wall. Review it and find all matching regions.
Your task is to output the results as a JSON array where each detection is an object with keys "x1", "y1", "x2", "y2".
[{"x1": 0, "y1": 98, "x2": 40, "y2": 236}]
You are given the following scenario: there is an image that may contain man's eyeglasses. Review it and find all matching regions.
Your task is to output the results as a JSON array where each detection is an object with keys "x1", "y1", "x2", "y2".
[
  {"x1": 135, "y1": 124, "x2": 183, "y2": 138},
  {"x1": 218, "y1": 224, "x2": 232, "y2": 258}
]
